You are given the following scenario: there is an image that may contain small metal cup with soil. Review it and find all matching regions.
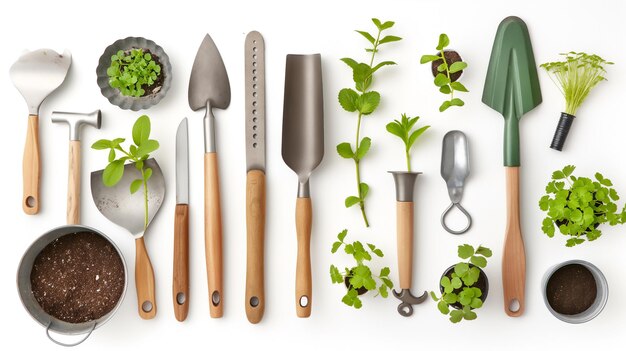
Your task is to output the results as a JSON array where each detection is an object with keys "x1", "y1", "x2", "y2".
[
  {"x1": 17, "y1": 225, "x2": 127, "y2": 346},
  {"x1": 542, "y1": 260, "x2": 608, "y2": 324}
]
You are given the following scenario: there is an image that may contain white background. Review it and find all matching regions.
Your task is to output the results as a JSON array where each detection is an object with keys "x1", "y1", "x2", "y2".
[{"x1": 1, "y1": 0, "x2": 624, "y2": 349}]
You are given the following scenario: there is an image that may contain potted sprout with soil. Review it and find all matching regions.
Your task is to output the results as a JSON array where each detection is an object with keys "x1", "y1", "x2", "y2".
[
  {"x1": 431, "y1": 244, "x2": 491, "y2": 323},
  {"x1": 329, "y1": 230, "x2": 393, "y2": 309},
  {"x1": 542, "y1": 260, "x2": 608, "y2": 323},
  {"x1": 420, "y1": 34, "x2": 469, "y2": 112},
  {"x1": 541, "y1": 52, "x2": 612, "y2": 151},
  {"x1": 539, "y1": 165, "x2": 626, "y2": 247},
  {"x1": 96, "y1": 37, "x2": 172, "y2": 111}
]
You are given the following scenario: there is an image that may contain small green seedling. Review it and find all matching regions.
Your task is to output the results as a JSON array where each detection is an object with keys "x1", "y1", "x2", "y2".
[
  {"x1": 385, "y1": 113, "x2": 430, "y2": 172},
  {"x1": 92, "y1": 115, "x2": 160, "y2": 230},
  {"x1": 329, "y1": 229, "x2": 393, "y2": 309},
  {"x1": 539, "y1": 165, "x2": 626, "y2": 247},
  {"x1": 420, "y1": 34, "x2": 468, "y2": 112},
  {"x1": 431, "y1": 244, "x2": 491, "y2": 323},
  {"x1": 108, "y1": 49, "x2": 162, "y2": 97}
]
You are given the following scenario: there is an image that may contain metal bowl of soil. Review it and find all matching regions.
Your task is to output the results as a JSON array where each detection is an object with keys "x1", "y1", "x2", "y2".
[
  {"x1": 542, "y1": 260, "x2": 608, "y2": 324},
  {"x1": 96, "y1": 36, "x2": 172, "y2": 111},
  {"x1": 17, "y1": 225, "x2": 127, "y2": 346}
]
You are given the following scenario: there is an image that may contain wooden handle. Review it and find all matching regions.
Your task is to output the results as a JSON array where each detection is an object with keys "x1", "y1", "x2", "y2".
[
  {"x1": 23, "y1": 115, "x2": 40, "y2": 214},
  {"x1": 204, "y1": 153, "x2": 223, "y2": 318},
  {"x1": 135, "y1": 237, "x2": 157, "y2": 319},
  {"x1": 295, "y1": 197, "x2": 312, "y2": 318},
  {"x1": 396, "y1": 202, "x2": 414, "y2": 289},
  {"x1": 245, "y1": 170, "x2": 266, "y2": 324},
  {"x1": 67, "y1": 140, "x2": 80, "y2": 225},
  {"x1": 503, "y1": 167, "x2": 526, "y2": 317},
  {"x1": 173, "y1": 204, "x2": 189, "y2": 321}
]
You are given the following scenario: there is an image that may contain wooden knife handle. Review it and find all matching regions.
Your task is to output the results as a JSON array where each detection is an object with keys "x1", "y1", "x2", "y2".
[
  {"x1": 295, "y1": 197, "x2": 312, "y2": 318},
  {"x1": 67, "y1": 140, "x2": 80, "y2": 225},
  {"x1": 205, "y1": 152, "x2": 223, "y2": 318},
  {"x1": 135, "y1": 237, "x2": 157, "y2": 319},
  {"x1": 173, "y1": 203, "x2": 189, "y2": 321},
  {"x1": 396, "y1": 202, "x2": 414, "y2": 289},
  {"x1": 23, "y1": 115, "x2": 40, "y2": 214},
  {"x1": 503, "y1": 167, "x2": 526, "y2": 317},
  {"x1": 245, "y1": 170, "x2": 266, "y2": 323}
]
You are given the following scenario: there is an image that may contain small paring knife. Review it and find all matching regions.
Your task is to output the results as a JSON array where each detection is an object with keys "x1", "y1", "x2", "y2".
[{"x1": 173, "y1": 117, "x2": 190, "y2": 321}]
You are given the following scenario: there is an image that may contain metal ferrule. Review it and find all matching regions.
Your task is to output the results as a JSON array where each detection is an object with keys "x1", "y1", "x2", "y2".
[
  {"x1": 390, "y1": 171, "x2": 420, "y2": 202},
  {"x1": 204, "y1": 101, "x2": 216, "y2": 153},
  {"x1": 297, "y1": 179, "x2": 310, "y2": 198}
]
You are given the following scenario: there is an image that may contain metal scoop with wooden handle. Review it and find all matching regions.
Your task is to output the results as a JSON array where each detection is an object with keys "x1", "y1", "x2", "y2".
[{"x1": 482, "y1": 16, "x2": 542, "y2": 317}]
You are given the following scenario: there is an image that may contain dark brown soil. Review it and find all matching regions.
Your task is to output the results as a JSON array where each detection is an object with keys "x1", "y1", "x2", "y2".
[
  {"x1": 30, "y1": 232, "x2": 125, "y2": 323},
  {"x1": 440, "y1": 264, "x2": 488, "y2": 310},
  {"x1": 547, "y1": 264, "x2": 597, "y2": 315},
  {"x1": 431, "y1": 50, "x2": 463, "y2": 82}
]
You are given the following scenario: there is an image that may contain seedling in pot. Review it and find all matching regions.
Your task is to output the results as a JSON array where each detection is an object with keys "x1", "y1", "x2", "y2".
[
  {"x1": 329, "y1": 230, "x2": 393, "y2": 309},
  {"x1": 431, "y1": 244, "x2": 491, "y2": 323},
  {"x1": 420, "y1": 34, "x2": 469, "y2": 112},
  {"x1": 108, "y1": 49, "x2": 163, "y2": 98},
  {"x1": 337, "y1": 18, "x2": 402, "y2": 227},
  {"x1": 539, "y1": 165, "x2": 626, "y2": 247},
  {"x1": 91, "y1": 115, "x2": 160, "y2": 231},
  {"x1": 385, "y1": 114, "x2": 430, "y2": 172},
  {"x1": 541, "y1": 52, "x2": 612, "y2": 151}
]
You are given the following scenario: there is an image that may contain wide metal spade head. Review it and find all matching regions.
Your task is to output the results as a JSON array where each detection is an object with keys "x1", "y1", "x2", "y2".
[
  {"x1": 281, "y1": 54, "x2": 324, "y2": 188},
  {"x1": 91, "y1": 159, "x2": 165, "y2": 237},
  {"x1": 482, "y1": 16, "x2": 542, "y2": 120},
  {"x1": 188, "y1": 34, "x2": 231, "y2": 111},
  {"x1": 10, "y1": 49, "x2": 71, "y2": 115}
]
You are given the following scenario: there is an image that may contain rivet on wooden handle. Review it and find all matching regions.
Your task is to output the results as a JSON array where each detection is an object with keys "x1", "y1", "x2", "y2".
[
  {"x1": 135, "y1": 237, "x2": 157, "y2": 319},
  {"x1": 205, "y1": 153, "x2": 223, "y2": 318},
  {"x1": 245, "y1": 170, "x2": 266, "y2": 324},
  {"x1": 396, "y1": 202, "x2": 414, "y2": 289},
  {"x1": 503, "y1": 167, "x2": 526, "y2": 317},
  {"x1": 295, "y1": 197, "x2": 312, "y2": 318},
  {"x1": 67, "y1": 140, "x2": 80, "y2": 225},
  {"x1": 23, "y1": 115, "x2": 40, "y2": 214},
  {"x1": 173, "y1": 203, "x2": 189, "y2": 322}
]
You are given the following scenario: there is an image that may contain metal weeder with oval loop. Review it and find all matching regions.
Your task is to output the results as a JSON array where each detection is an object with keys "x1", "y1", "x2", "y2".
[{"x1": 440, "y1": 130, "x2": 472, "y2": 234}]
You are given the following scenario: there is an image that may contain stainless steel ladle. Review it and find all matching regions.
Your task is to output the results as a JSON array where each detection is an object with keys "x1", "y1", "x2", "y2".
[{"x1": 441, "y1": 130, "x2": 472, "y2": 234}]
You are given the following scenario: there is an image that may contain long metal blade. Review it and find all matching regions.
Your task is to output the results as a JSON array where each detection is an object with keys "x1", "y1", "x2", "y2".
[
  {"x1": 176, "y1": 118, "x2": 189, "y2": 204},
  {"x1": 245, "y1": 31, "x2": 265, "y2": 171}
]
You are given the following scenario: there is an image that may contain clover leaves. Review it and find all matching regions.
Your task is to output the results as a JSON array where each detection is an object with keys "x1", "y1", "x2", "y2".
[{"x1": 108, "y1": 49, "x2": 162, "y2": 98}]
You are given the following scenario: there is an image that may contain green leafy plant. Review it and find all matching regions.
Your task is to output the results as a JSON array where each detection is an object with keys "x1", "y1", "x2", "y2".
[
  {"x1": 420, "y1": 34, "x2": 468, "y2": 112},
  {"x1": 539, "y1": 165, "x2": 626, "y2": 247},
  {"x1": 431, "y1": 244, "x2": 491, "y2": 323},
  {"x1": 92, "y1": 115, "x2": 160, "y2": 230},
  {"x1": 540, "y1": 52, "x2": 612, "y2": 115},
  {"x1": 329, "y1": 229, "x2": 393, "y2": 309},
  {"x1": 108, "y1": 49, "x2": 162, "y2": 97},
  {"x1": 337, "y1": 18, "x2": 402, "y2": 227},
  {"x1": 385, "y1": 114, "x2": 430, "y2": 172}
]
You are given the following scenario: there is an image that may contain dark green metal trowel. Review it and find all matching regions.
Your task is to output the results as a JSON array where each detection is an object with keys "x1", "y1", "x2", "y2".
[{"x1": 482, "y1": 16, "x2": 542, "y2": 317}]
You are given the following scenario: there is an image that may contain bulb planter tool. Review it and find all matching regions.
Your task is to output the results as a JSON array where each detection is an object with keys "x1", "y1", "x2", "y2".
[
  {"x1": 440, "y1": 130, "x2": 471, "y2": 234},
  {"x1": 390, "y1": 172, "x2": 428, "y2": 317},
  {"x1": 482, "y1": 16, "x2": 542, "y2": 317}
]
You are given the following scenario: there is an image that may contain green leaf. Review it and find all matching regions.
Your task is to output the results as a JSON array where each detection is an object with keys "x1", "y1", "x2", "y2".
[
  {"x1": 352, "y1": 63, "x2": 372, "y2": 92},
  {"x1": 338, "y1": 88, "x2": 359, "y2": 112},
  {"x1": 449, "y1": 61, "x2": 467, "y2": 73},
  {"x1": 475, "y1": 246, "x2": 492, "y2": 258},
  {"x1": 552, "y1": 170, "x2": 566, "y2": 180},
  {"x1": 340, "y1": 57, "x2": 359, "y2": 70},
  {"x1": 450, "y1": 309, "x2": 463, "y2": 323},
  {"x1": 439, "y1": 85, "x2": 451, "y2": 94},
  {"x1": 440, "y1": 276, "x2": 451, "y2": 288},
  {"x1": 450, "y1": 98, "x2": 465, "y2": 107},
  {"x1": 92, "y1": 139, "x2": 111, "y2": 150},
  {"x1": 330, "y1": 265, "x2": 343, "y2": 283},
  {"x1": 451, "y1": 277, "x2": 462, "y2": 289},
  {"x1": 136, "y1": 139, "x2": 160, "y2": 158},
  {"x1": 381, "y1": 277, "x2": 393, "y2": 289},
  {"x1": 454, "y1": 263, "x2": 469, "y2": 277},
  {"x1": 438, "y1": 301, "x2": 450, "y2": 315},
  {"x1": 371, "y1": 61, "x2": 396, "y2": 74},
  {"x1": 430, "y1": 291, "x2": 439, "y2": 301},
  {"x1": 458, "y1": 244, "x2": 474, "y2": 259},
  {"x1": 371, "y1": 18, "x2": 382, "y2": 29},
  {"x1": 379, "y1": 20, "x2": 395, "y2": 30},
  {"x1": 356, "y1": 91, "x2": 380, "y2": 115},
  {"x1": 130, "y1": 179, "x2": 143, "y2": 194},
  {"x1": 441, "y1": 100, "x2": 452, "y2": 112},
  {"x1": 132, "y1": 115, "x2": 151, "y2": 146},
  {"x1": 443, "y1": 292, "x2": 458, "y2": 304},
  {"x1": 379, "y1": 284, "x2": 388, "y2": 298},
  {"x1": 356, "y1": 137, "x2": 371, "y2": 160},
  {"x1": 434, "y1": 73, "x2": 451, "y2": 87},
  {"x1": 470, "y1": 297, "x2": 483, "y2": 309},
  {"x1": 102, "y1": 160, "x2": 125, "y2": 187},
  {"x1": 450, "y1": 81, "x2": 468, "y2": 92},
  {"x1": 407, "y1": 126, "x2": 430, "y2": 149},
  {"x1": 563, "y1": 165, "x2": 575, "y2": 177},
  {"x1": 344, "y1": 244, "x2": 354, "y2": 254},
  {"x1": 359, "y1": 182, "x2": 369, "y2": 199},
  {"x1": 464, "y1": 309, "x2": 477, "y2": 320},
  {"x1": 144, "y1": 167, "x2": 153, "y2": 181},
  {"x1": 356, "y1": 30, "x2": 375, "y2": 44},
  {"x1": 436, "y1": 33, "x2": 450, "y2": 50},
  {"x1": 345, "y1": 196, "x2": 361, "y2": 208},
  {"x1": 108, "y1": 148, "x2": 116, "y2": 162},
  {"x1": 337, "y1": 229, "x2": 347, "y2": 242},
  {"x1": 420, "y1": 54, "x2": 440, "y2": 64},
  {"x1": 470, "y1": 255, "x2": 487, "y2": 268},
  {"x1": 379, "y1": 35, "x2": 402, "y2": 44},
  {"x1": 331, "y1": 241, "x2": 342, "y2": 253},
  {"x1": 386, "y1": 121, "x2": 405, "y2": 140},
  {"x1": 336, "y1": 142, "x2": 354, "y2": 159},
  {"x1": 380, "y1": 267, "x2": 390, "y2": 277}
]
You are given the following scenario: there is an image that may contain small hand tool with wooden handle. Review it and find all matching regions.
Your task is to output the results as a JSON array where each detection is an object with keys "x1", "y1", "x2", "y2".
[{"x1": 173, "y1": 117, "x2": 190, "y2": 321}]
